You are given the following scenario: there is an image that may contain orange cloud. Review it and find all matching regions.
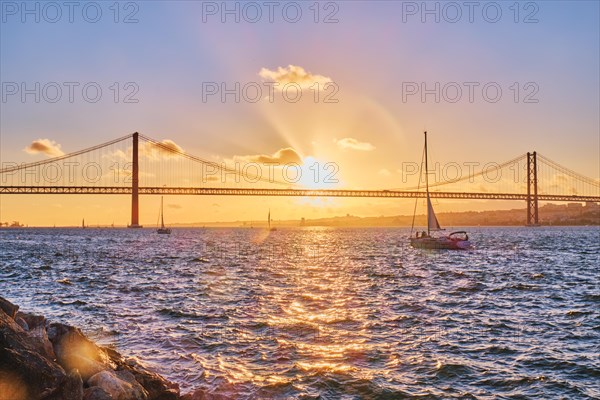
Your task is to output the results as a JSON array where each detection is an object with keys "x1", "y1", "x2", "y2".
[
  {"x1": 240, "y1": 148, "x2": 303, "y2": 165},
  {"x1": 24, "y1": 139, "x2": 64, "y2": 157},
  {"x1": 336, "y1": 138, "x2": 375, "y2": 151}
]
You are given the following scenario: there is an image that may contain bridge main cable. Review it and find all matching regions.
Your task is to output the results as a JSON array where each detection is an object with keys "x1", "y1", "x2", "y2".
[{"x1": 0, "y1": 133, "x2": 133, "y2": 174}]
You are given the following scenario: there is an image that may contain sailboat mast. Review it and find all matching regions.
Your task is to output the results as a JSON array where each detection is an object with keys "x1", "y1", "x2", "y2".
[
  {"x1": 160, "y1": 196, "x2": 165, "y2": 228},
  {"x1": 424, "y1": 131, "x2": 430, "y2": 235},
  {"x1": 268, "y1": 209, "x2": 271, "y2": 229}
]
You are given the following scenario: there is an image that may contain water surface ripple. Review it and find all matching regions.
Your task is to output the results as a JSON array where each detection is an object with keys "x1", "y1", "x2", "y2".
[{"x1": 1, "y1": 227, "x2": 599, "y2": 399}]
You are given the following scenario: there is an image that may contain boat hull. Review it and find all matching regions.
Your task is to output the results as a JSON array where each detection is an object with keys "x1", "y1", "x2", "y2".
[
  {"x1": 157, "y1": 228, "x2": 171, "y2": 234},
  {"x1": 410, "y1": 237, "x2": 471, "y2": 250}
]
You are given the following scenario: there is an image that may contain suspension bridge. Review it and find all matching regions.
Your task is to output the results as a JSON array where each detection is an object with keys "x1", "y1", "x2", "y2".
[{"x1": 1, "y1": 132, "x2": 598, "y2": 226}]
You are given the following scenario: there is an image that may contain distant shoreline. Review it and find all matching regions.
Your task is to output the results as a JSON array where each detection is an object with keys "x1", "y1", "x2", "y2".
[{"x1": 3, "y1": 202, "x2": 598, "y2": 229}]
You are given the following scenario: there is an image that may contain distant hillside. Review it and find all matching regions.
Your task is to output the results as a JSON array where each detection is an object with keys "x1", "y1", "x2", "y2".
[{"x1": 172, "y1": 202, "x2": 600, "y2": 228}]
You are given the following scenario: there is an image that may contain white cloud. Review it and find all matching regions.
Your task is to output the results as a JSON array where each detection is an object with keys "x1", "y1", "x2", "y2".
[{"x1": 259, "y1": 65, "x2": 332, "y2": 90}]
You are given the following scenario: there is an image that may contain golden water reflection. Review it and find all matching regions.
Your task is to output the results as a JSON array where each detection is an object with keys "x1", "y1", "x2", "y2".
[{"x1": 254, "y1": 229, "x2": 379, "y2": 384}]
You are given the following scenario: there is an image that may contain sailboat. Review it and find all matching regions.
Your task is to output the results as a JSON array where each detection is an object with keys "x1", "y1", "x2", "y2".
[
  {"x1": 268, "y1": 209, "x2": 277, "y2": 231},
  {"x1": 409, "y1": 131, "x2": 471, "y2": 250},
  {"x1": 82, "y1": 219, "x2": 86, "y2": 229},
  {"x1": 157, "y1": 196, "x2": 172, "y2": 234}
]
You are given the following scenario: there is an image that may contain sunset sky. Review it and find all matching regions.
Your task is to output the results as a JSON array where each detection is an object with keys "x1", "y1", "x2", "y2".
[{"x1": 1, "y1": 1, "x2": 598, "y2": 226}]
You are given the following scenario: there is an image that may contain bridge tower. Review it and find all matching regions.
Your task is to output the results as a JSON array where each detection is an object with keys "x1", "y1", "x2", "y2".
[
  {"x1": 128, "y1": 132, "x2": 142, "y2": 228},
  {"x1": 526, "y1": 151, "x2": 539, "y2": 226}
]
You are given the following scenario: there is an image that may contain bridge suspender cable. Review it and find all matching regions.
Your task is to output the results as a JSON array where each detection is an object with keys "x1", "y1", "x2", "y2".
[
  {"x1": 138, "y1": 134, "x2": 291, "y2": 186},
  {"x1": 537, "y1": 153, "x2": 600, "y2": 188},
  {"x1": 389, "y1": 153, "x2": 527, "y2": 192}
]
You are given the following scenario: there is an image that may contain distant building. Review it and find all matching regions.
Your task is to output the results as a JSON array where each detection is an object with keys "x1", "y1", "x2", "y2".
[{"x1": 542, "y1": 203, "x2": 565, "y2": 210}]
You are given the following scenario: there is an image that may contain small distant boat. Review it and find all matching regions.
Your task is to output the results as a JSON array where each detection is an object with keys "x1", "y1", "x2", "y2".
[
  {"x1": 268, "y1": 209, "x2": 277, "y2": 231},
  {"x1": 82, "y1": 218, "x2": 86, "y2": 229},
  {"x1": 157, "y1": 196, "x2": 172, "y2": 234},
  {"x1": 409, "y1": 131, "x2": 471, "y2": 250}
]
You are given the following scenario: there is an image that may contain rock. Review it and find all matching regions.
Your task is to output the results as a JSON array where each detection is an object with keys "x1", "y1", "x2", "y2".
[
  {"x1": 69, "y1": 353, "x2": 109, "y2": 380},
  {"x1": 14, "y1": 316, "x2": 29, "y2": 331},
  {"x1": 16, "y1": 312, "x2": 45, "y2": 329},
  {"x1": 180, "y1": 389, "x2": 206, "y2": 400},
  {"x1": 16, "y1": 312, "x2": 56, "y2": 360},
  {"x1": 0, "y1": 297, "x2": 19, "y2": 319},
  {"x1": 0, "y1": 369, "x2": 29, "y2": 400},
  {"x1": 88, "y1": 370, "x2": 148, "y2": 400},
  {"x1": 1, "y1": 298, "x2": 186, "y2": 400},
  {"x1": 30, "y1": 324, "x2": 57, "y2": 361},
  {"x1": 126, "y1": 364, "x2": 179, "y2": 400},
  {"x1": 66, "y1": 369, "x2": 85, "y2": 399},
  {"x1": 181, "y1": 388, "x2": 235, "y2": 400},
  {"x1": 152, "y1": 389, "x2": 181, "y2": 400},
  {"x1": 116, "y1": 369, "x2": 151, "y2": 398},
  {"x1": 83, "y1": 386, "x2": 114, "y2": 400},
  {"x1": 48, "y1": 323, "x2": 112, "y2": 380},
  {"x1": 47, "y1": 369, "x2": 84, "y2": 400},
  {"x1": 107, "y1": 351, "x2": 180, "y2": 400},
  {"x1": 0, "y1": 309, "x2": 68, "y2": 400}
]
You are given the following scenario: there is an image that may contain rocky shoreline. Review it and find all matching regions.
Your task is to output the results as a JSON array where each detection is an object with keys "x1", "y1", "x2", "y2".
[{"x1": 0, "y1": 297, "x2": 204, "y2": 400}]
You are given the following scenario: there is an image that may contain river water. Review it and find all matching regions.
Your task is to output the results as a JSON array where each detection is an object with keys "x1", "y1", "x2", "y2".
[{"x1": 1, "y1": 227, "x2": 598, "y2": 399}]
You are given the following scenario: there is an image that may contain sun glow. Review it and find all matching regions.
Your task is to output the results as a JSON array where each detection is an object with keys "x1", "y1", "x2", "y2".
[{"x1": 295, "y1": 156, "x2": 341, "y2": 190}]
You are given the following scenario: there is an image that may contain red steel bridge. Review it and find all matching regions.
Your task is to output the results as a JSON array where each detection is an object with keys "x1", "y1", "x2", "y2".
[{"x1": 1, "y1": 132, "x2": 599, "y2": 226}]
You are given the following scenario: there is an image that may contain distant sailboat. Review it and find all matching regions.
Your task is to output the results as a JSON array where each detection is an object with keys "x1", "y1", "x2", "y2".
[
  {"x1": 82, "y1": 218, "x2": 86, "y2": 229},
  {"x1": 268, "y1": 209, "x2": 277, "y2": 231},
  {"x1": 157, "y1": 196, "x2": 172, "y2": 234},
  {"x1": 409, "y1": 131, "x2": 471, "y2": 250}
]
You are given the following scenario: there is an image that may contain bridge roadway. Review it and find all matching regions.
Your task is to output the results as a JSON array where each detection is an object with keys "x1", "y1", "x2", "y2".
[{"x1": 1, "y1": 186, "x2": 599, "y2": 203}]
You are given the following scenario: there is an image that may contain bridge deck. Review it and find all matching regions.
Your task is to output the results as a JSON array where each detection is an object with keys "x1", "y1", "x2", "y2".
[{"x1": 1, "y1": 186, "x2": 598, "y2": 203}]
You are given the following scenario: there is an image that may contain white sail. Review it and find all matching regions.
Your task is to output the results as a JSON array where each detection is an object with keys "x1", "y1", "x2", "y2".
[
  {"x1": 427, "y1": 196, "x2": 442, "y2": 231},
  {"x1": 156, "y1": 196, "x2": 171, "y2": 234}
]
